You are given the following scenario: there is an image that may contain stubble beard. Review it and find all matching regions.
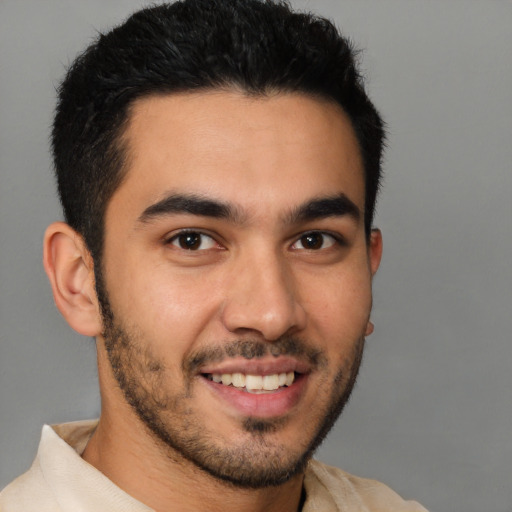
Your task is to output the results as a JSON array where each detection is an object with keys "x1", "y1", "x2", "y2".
[{"x1": 96, "y1": 270, "x2": 365, "y2": 489}]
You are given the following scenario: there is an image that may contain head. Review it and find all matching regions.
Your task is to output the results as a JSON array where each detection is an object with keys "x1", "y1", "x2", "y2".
[
  {"x1": 52, "y1": 0, "x2": 384, "y2": 267},
  {"x1": 45, "y1": 0, "x2": 384, "y2": 491}
]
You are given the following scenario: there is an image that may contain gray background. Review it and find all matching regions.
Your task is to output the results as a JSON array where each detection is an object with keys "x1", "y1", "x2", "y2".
[{"x1": 1, "y1": 1, "x2": 511, "y2": 510}]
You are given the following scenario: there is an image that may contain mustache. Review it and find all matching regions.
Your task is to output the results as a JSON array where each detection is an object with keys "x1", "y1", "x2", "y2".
[{"x1": 184, "y1": 337, "x2": 327, "y2": 376}]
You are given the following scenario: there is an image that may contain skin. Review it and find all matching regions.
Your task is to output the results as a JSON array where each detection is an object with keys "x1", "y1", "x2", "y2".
[{"x1": 44, "y1": 90, "x2": 382, "y2": 512}]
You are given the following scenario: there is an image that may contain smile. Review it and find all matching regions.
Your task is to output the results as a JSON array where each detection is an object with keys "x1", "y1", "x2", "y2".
[
  {"x1": 204, "y1": 372, "x2": 295, "y2": 393},
  {"x1": 198, "y1": 357, "x2": 311, "y2": 417}
]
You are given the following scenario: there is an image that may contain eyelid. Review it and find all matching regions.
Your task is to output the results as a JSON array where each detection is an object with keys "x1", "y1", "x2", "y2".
[
  {"x1": 164, "y1": 228, "x2": 224, "y2": 250},
  {"x1": 290, "y1": 230, "x2": 347, "y2": 250}
]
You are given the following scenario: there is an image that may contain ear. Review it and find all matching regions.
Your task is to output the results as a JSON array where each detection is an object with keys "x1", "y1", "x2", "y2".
[
  {"x1": 365, "y1": 320, "x2": 375, "y2": 337},
  {"x1": 43, "y1": 222, "x2": 103, "y2": 337},
  {"x1": 368, "y1": 228, "x2": 383, "y2": 277},
  {"x1": 364, "y1": 229, "x2": 382, "y2": 336},
  {"x1": 364, "y1": 229, "x2": 383, "y2": 337}
]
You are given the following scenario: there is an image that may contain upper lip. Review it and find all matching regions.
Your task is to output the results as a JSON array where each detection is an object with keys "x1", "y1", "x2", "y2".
[{"x1": 199, "y1": 356, "x2": 312, "y2": 376}]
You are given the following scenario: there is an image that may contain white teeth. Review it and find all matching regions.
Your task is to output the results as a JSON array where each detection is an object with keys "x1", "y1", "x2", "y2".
[
  {"x1": 210, "y1": 371, "x2": 296, "y2": 390},
  {"x1": 221, "y1": 373, "x2": 232, "y2": 386},
  {"x1": 231, "y1": 373, "x2": 245, "y2": 388},
  {"x1": 245, "y1": 375, "x2": 263, "y2": 390},
  {"x1": 262, "y1": 374, "x2": 279, "y2": 391}
]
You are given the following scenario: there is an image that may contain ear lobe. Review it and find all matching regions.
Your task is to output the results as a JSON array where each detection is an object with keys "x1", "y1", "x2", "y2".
[
  {"x1": 368, "y1": 228, "x2": 383, "y2": 277},
  {"x1": 365, "y1": 320, "x2": 375, "y2": 336},
  {"x1": 43, "y1": 222, "x2": 102, "y2": 337}
]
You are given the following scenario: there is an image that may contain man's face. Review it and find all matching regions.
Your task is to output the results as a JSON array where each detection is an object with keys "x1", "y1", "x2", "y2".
[{"x1": 97, "y1": 91, "x2": 381, "y2": 487}]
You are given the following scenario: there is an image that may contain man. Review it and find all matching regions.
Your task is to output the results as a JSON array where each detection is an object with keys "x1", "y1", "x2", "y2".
[{"x1": 0, "y1": 0, "x2": 427, "y2": 510}]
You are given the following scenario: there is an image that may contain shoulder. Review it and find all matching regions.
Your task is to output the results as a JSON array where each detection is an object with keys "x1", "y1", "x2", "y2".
[
  {"x1": 0, "y1": 458, "x2": 61, "y2": 512},
  {"x1": 0, "y1": 421, "x2": 97, "y2": 512},
  {"x1": 305, "y1": 460, "x2": 428, "y2": 512}
]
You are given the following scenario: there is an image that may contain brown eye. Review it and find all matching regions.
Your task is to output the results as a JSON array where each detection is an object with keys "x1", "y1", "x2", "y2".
[
  {"x1": 169, "y1": 232, "x2": 217, "y2": 251},
  {"x1": 292, "y1": 232, "x2": 337, "y2": 250},
  {"x1": 301, "y1": 233, "x2": 323, "y2": 249}
]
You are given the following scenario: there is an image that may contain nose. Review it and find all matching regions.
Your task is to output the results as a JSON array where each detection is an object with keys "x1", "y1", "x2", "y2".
[{"x1": 221, "y1": 250, "x2": 307, "y2": 341}]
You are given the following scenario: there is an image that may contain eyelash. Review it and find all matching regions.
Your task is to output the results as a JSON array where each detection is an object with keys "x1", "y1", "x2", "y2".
[
  {"x1": 165, "y1": 230, "x2": 220, "y2": 251},
  {"x1": 165, "y1": 229, "x2": 346, "y2": 252},
  {"x1": 291, "y1": 231, "x2": 345, "y2": 251}
]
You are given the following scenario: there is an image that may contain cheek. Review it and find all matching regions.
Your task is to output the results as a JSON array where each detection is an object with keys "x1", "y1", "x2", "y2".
[
  {"x1": 111, "y1": 264, "x2": 223, "y2": 352},
  {"x1": 301, "y1": 266, "x2": 373, "y2": 342}
]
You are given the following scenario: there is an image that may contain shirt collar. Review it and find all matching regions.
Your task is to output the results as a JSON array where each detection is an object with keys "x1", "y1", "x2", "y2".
[
  {"x1": 38, "y1": 420, "x2": 342, "y2": 511},
  {"x1": 38, "y1": 421, "x2": 153, "y2": 511}
]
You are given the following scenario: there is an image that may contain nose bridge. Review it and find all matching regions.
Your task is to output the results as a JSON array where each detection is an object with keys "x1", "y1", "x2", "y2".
[{"x1": 221, "y1": 244, "x2": 306, "y2": 340}]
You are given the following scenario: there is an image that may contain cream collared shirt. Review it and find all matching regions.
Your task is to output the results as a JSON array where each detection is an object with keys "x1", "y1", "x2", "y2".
[{"x1": 0, "y1": 420, "x2": 427, "y2": 511}]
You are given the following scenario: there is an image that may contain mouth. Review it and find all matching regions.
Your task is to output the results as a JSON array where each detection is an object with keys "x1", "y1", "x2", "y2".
[
  {"x1": 199, "y1": 363, "x2": 309, "y2": 419},
  {"x1": 197, "y1": 356, "x2": 313, "y2": 418},
  {"x1": 202, "y1": 371, "x2": 297, "y2": 394}
]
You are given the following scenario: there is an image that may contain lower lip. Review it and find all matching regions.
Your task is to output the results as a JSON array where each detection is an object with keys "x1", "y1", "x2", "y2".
[{"x1": 201, "y1": 374, "x2": 309, "y2": 419}]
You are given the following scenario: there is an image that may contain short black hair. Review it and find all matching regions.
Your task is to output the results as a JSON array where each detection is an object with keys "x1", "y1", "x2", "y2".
[{"x1": 52, "y1": 0, "x2": 385, "y2": 264}]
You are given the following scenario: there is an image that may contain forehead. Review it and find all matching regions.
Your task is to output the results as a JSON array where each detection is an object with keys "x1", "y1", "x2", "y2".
[{"x1": 112, "y1": 90, "x2": 365, "y2": 222}]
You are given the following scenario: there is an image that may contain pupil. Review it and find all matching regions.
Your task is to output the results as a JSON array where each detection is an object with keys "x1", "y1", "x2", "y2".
[
  {"x1": 302, "y1": 233, "x2": 322, "y2": 249},
  {"x1": 180, "y1": 233, "x2": 201, "y2": 250}
]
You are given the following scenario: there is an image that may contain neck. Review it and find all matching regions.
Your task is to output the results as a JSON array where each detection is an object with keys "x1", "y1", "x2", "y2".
[{"x1": 82, "y1": 413, "x2": 305, "y2": 512}]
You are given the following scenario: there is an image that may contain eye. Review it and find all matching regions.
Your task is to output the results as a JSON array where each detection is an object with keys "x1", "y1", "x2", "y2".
[
  {"x1": 168, "y1": 231, "x2": 218, "y2": 251},
  {"x1": 291, "y1": 231, "x2": 338, "y2": 250}
]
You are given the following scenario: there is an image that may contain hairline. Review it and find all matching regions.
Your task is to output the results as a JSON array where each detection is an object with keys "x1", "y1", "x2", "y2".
[{"x1": 97, "y1": 85, "x2": 370, "y2": 260}]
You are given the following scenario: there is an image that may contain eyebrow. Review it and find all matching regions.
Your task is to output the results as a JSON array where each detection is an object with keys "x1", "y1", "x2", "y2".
[
  {"x1": 284, "y1": 194, "x2": 361, "y2": 224},
  {"x1": 137, "y1": 192, "x2": 360, "y2": 225},
  {"x1": 138, "y1": 193, "x2": 245, "y2": 224}
]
